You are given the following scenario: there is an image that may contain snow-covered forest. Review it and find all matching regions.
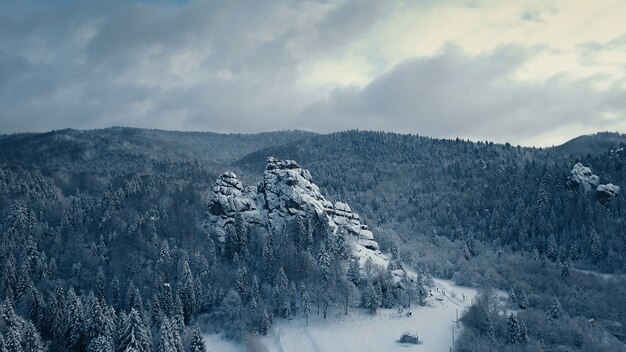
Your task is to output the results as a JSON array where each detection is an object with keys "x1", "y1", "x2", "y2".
[{"x1": 0, "y1": 128, "x2": 625, "y2": 351}]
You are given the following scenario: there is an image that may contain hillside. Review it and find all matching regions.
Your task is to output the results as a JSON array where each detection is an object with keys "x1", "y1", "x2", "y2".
[
  {"x1": 552, "y1": 131, "x2": 626, "y2": 155},
  {"x1": 0, "y1": 128, "x2": 625, "y2": 352}
]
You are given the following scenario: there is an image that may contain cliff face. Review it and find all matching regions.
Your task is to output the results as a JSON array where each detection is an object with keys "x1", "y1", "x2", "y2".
[{"x1": 206, "y1": 157, "x2": 388, "y2": 267}]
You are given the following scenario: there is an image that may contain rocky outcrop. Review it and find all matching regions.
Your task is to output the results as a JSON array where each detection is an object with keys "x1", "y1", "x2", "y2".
[
  {"x1": 568, "y1": 163, "x2": 620, "y2": 203},
  {"x1": 205, "y1": 157, "x2": 389, "y2": 268},
  {"x1": 597, "y1": 183, "x2": 621, "y2": 198},
  {"x1": 569, "y1": 163, "x2": 600, "y2": 191}
]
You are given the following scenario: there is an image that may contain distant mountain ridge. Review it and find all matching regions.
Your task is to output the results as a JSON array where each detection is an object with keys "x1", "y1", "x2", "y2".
[{"x1": 552, "y1": 131, "x2": 626, "y2": 155}]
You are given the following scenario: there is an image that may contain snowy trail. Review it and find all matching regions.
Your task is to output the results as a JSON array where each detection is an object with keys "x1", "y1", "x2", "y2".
[{"x1": 204, "y1": 279, "x2": 480, "y2": 352}]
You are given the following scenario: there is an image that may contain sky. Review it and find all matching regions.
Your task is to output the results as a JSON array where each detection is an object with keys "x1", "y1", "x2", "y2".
[{"x1": 1, "y1": 0, "x2": 625, "y2": 146}]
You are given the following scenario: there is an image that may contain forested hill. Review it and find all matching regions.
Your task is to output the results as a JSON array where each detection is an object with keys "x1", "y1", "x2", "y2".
[
  {"x1": 237, "y1": 130, "x2": 626, "y2": 273},
  {"x1": 0, "y1": 127, "x2": 314, "y2": 166},
  {"x1": 552, "y1": 131, "x2": 626, "y2": 156},
  {"x1": 0, "y1": 127, "x2": 625, "y2": 351}
]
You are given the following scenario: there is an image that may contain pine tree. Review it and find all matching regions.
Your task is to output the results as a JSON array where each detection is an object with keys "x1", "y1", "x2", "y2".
[
  {"x1": 234, "y1": 212, "x2": 249, "y2": 259},
  {"x1": 2, "y1": 256, "x2": 16, "y2": 298},
  {"x1": 224, "y1": 225, "x2": 237, "y2": 260},
  {"x1": 189, "y1": 327, "x2": 207, "y2": 352},
  {"x1": 173, "y1": 294, "x2": 185, "y2": 330},
  {"x1": 506, "y1": 314, "x2": 522, "y2": 344},
  {"x1": 462, "y1": 244, "x2": 471, "y2": 261},
  {"x1": 234, "y1": 267, "x2": 248, "y2": 301},
  {"x1": 48, "y1": 283, "x2": 65, "y2": 341},
  {"x1": 546, "y1": 235, "x2": 558, "y2": 262},
  {"x1": 590, "y1": 232, "x2": 603, "y2": 264},
  {"x1": 95, "y1": 267, "x2": 106, "y2": 301},
  {"x1": 301, "y1": 284, "x2": 310, "y2": 326},
  {"x1": 520, "y1": 321, "x2": 529, "y2": 343},
  {"x1": 111, "y1": 278, "x2": 120, "y2": 313},
  {"x1": 178, "y1": 260, "x2": 196, "y2": 324},
  {"x1": 317, "y1": 244, "x2": 331, "y2": 289},
  {"x1": 117, "y1": 308, "x2": 151, "y2": 352},
  {"x1": 251, "y1": 276, "x2": 260, "y2": 305},
  {"x1": 508, "y1": 288, "x2": 517, "y2": 303},
  {"x1": 22, "y1": 322, "x2": 44, "y2": 352},
  {"x1": 260, "y1": 310, "x2": 270, "y2": 335},
  {"x1": 27, "y1": 287, "x2": 45, "y2": 332},
  {"x1": 262, "y1": 233, "x2": 274, "y2": 280},
  {"x1": 65, "y1": 287, "x2": 84, "y2": 351},
  {"x1": 289, "y1": 282, "x2": 297, "y2": 316},
  {"x1": 88, "y1": 333, "x2": 114, "y2": 352},
  {"x1": 125, "y1": 281, "x2": 136, "y2": 313},
  {"x1": 159, "y1": 283, "x2": 173, "y2": 317},
  {"x1": 363, "y1": 281, "x2": 379, "y2": 313},
  {"x1": 518, "y1": 290, "x2": 528, "y2": 310},
  {"x1": 157, "y1": 319, "x2": 175, "y2": 352},
  {"x1": 4, "y1": 325, "x2": 21, "y2": 352},
  {"x1": 150, "y1": 294, "x2": 162, "y2": 328},
  {"x1": 347, "y1": 259, "x2": 361, "y2": 285},
  {"x1": 549, "y1": 296, "x2": 561, "y2": 320},
  {"x1": 561, "y1": 259, "x2": 571, "y2": 281}
]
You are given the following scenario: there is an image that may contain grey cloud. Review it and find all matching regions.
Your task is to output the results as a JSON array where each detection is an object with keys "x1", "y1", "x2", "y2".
[
  {"x1": 0, "y1": 0, "x2": 624, "y2": 146},
  {"x1": 298, "y1": 45, "x2": 626, "y2": 145},
  {"x1": 0, "y1": 0, "x2": 392, "y2": 133}
]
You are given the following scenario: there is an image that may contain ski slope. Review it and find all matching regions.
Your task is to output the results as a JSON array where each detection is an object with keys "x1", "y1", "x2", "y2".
[{"x1": 205, "y1": 279, "x2": 479, "y2": 352}]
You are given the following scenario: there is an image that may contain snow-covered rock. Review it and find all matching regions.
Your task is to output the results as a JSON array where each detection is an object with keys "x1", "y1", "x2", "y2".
[
  {"x1": 205, "y1": 157, "x2": 390, "y2": 268},
  {"x1": 597, "y1": 183, "x2": 620, "y2": 198},
  {"x1": 569, "y1": 163, "x2": 600, "y2": 191}
]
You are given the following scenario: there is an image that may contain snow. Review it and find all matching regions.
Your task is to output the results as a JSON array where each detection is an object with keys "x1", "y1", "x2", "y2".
[
  {"x1": 574, "y1": 268, "x2": 626, "y2": 281},
  {"x1": 597, "y1": 183, "x2": 620, "y2": 197},
  {"x1": 203, "y1": 333, "x2": 245, "y2": 352},
  {"x1": 205, "y1": 157, "x2": 392, "y2": 272},
  {"x1": 204, "y1": 279, "x2": 480, "y2": 352},
  {"x1": 570, "y1": 163, "x2": 600, "y2": 191}
]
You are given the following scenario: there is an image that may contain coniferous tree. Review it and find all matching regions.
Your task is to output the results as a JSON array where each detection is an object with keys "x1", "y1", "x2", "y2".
[
  {"x1": 347, "y1": 259, "x2": 361, "y2": 285},
  {"x1": 178, "y1": 260, "x2": 196, "y2": 324},
  {"x1": 156, "y1": 318, "x2": 175, "y2": 352},
  {"x1": 561, "y1": 259, "x2": 571, "y2": 281},
  {"x1": 117, "y1": 309, "x2": 151, "y2": 352},
  {"x1": 189, "y1": 327, "x2": 206, "y2": 352},
  {"x1": 22, "y1": 322, "x2": 44, "y2": 352},
  {"x1": 64, "y1": 287, "x2": 84, "y2": 351},
  {"x1": 301, "y1": 284, "x2": 310, "y2": 326},
  {"x1": 546, "y1": 235, "x2": 558, "y2": 262},
  {"x1": 4, "y1": 325, "x2": 21, "y2": 352},
  {"x1": 95, "y1": 268, "x2": 106, "y2": 301},
  {"x1": 363, "y1": 282, "x2": 379, "y2": 313},
  {"x1": 549, "y1": 296, "x2": 561, "y2": 320},
  {"x1": 518, "y1": 290, "x2": 528, "y2": 310},
  {"x1": 159, "y1": 283, "x2": 173, "y2": 317},
  {"x1": 88, "y1": 335, "x2": 114, "y2": 352},
  {"x1": 506, "y1": 314, "x2": 522, "y2": 345},
  {"x1": 111, "y1": 278, "x2": 120, "y2": 314},
  {"x1": 519, "y1": 321, "x2": 529, "y2": 343}
]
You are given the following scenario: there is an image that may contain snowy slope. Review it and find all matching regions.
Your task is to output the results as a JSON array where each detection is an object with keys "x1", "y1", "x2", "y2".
[{"x1": 205, "y1": 279, "x2": 479, "y2": 352}]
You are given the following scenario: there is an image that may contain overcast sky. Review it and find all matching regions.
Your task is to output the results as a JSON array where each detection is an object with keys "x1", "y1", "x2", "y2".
[{"x1": 1, "y1": 0, "x2": 625, "y2": 146}]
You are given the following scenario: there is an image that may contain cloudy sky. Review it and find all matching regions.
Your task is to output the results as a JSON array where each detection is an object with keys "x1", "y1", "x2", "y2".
[{"x1": 1, "y1": 0, "x2": 625, "y2": 146}]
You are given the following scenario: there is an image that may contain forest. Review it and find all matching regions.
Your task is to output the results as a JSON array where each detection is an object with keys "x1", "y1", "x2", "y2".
[{"x1": 0, "y1": 128, "x2": 625, "y2": 351}]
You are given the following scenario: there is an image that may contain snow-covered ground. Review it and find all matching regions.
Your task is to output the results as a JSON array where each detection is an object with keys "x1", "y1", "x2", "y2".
[{"x1": 205, "y1": 279, "x2": 479, "y2": 352}]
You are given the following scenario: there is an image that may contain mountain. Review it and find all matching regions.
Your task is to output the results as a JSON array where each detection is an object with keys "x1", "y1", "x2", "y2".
[{"x1": 552, "y1": 131, "x2": 626, "y2": 155}]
